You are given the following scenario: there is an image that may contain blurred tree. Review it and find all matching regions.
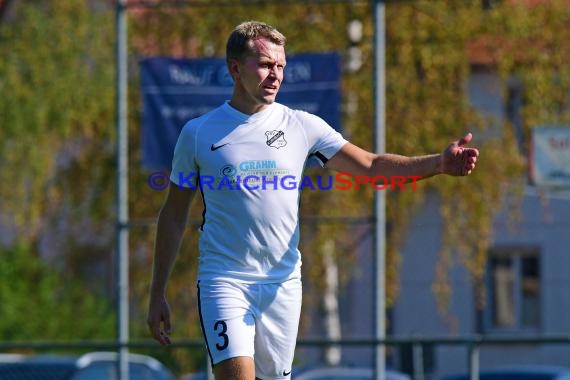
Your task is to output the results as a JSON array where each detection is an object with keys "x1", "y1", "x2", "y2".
[
  {"x1": 421, "y1": 0, "x2": 570, "y2": 320},
  {"x1": 0, "y1": 0, "x2": 116, "y2": 339},
  {"x1": 0, "y1": 243, "x2": 115, "y2": 341}
]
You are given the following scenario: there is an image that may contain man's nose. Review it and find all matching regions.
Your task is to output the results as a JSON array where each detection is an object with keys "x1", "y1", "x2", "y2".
[{"x1": 268, "y1": 65, "x2": 280, "y2": 78}]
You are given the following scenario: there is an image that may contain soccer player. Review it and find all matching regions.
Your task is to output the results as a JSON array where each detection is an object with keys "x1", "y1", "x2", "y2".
[{"x1": 147, "y1": 20, "x2": 479, "y2": 380}]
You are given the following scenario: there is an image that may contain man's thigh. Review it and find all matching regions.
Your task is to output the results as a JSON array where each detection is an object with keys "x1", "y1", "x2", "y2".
[
  {"x1": 254, "y1": 279, "x2": 302, "y2": 379},
  {"x1": 198, "y1": 280, "x2": 256, "y2": 366},
  {"x1": 197, "y1": 279, "x2": 302, "y2": 379}
]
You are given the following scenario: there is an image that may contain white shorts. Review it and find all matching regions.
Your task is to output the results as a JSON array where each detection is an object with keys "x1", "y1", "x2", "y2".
[{"x1": 197, "y1": 278, "x2": 302, "y2": 380}]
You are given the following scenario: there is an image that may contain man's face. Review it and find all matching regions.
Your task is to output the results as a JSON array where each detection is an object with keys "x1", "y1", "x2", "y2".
[{"x1": 230, "y1": 37, "x2": 286, "y2": 112}]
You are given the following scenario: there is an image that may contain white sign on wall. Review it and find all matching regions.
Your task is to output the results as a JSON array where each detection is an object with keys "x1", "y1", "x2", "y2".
[{"x1": 531, "y1": 126, "x2": 570, "y2": 188}]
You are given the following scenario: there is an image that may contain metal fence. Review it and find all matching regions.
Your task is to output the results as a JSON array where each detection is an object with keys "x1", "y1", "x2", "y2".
[{"x1": 3, "y1": 335, "x2": 570, "y2": 380}]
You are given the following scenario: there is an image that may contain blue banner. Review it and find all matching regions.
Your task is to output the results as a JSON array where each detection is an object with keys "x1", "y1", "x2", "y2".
[{"x1": 140, "y1": 53, "x2": 342, "y2": 169}]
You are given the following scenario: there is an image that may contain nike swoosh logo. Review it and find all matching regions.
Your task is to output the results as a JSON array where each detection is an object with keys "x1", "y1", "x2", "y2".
[
  {"x1": 283, "y1": 370, "x2": 291, "y2": 376},
  {"x1": 210, "y1": 143, "x2": 229, "y2": 151}
]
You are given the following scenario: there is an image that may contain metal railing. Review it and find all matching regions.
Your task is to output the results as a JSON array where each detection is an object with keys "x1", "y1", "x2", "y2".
[{"x1": 3, "y1": 335, "x2": 570, "y2": 379}]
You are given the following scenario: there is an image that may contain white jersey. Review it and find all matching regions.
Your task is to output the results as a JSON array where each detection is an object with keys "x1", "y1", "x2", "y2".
[{"x1": 171, "y1": 101, "x2": 347, "y2": 283}]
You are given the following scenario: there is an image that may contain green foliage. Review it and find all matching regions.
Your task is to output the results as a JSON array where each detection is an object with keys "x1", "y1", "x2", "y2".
[
  {"x1": 0, "y1": 243, "x2": 115, "y2": 341},
  {"x1": 0, "y1": 0, "x2": 117, "y2": 344},
  {"x1": 0, "y1": 0, "x2": 115, "y2": 237},
  {"x1": 397, "y1": 0, "x2": 569, "y2": 316}
]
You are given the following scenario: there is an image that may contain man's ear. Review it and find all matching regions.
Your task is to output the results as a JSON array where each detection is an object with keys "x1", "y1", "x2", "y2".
[{"x1": 227, "y1": 58, "x2": 240, "y2": 79}]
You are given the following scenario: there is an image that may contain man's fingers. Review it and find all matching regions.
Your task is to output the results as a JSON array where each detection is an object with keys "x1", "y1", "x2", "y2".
[
  {"x1": 457, "y1": 132, "x2": 473, "y2": 147},
  {"x1": 441, "y1": 133, "x2": 479, "y2": 176},
  {"x1": 149, "y1": 323, "x2": 164, "y2": 344},
  {"x1": 147, "y1": 297, "x2": 173, "y2": 345},
  {"x1": 164, "y1": 317, "x2": 172, "y2": 335},
  {"x1": 463, "y1": 147, "x2": 479, "y2": 158},
  {"x1": 158, "y1": 331, "x2": 171, "y2": 345},
  {"x1": 148, "y1": 313, "x2": 172, "y2": 345},
  {"x1": 152, "y1": 325, "x2": 171, "y2": 345},
  {"x1": 462, "y1": 149, "x2": 478, "y2": 162},
  {"x1": 462, "y1": 159, "x2": 476, "y2": 176}
]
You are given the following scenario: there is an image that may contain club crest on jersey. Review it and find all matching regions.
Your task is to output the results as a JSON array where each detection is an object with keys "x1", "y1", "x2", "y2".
[{"x1": 265, "y1": 130, "x2": 287, "y2": 149}]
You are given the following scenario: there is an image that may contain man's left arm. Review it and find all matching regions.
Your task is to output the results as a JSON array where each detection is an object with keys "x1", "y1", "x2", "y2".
[{"x1": 325, "y1": 133, "x2": 479, "y2": 180}]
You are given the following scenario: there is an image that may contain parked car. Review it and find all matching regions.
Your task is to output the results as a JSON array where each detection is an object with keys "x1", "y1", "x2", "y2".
[
  {"x1": 181, "y1": 366, "x2": 411, "y2": 380},
  {"x1": 440, "y1": 365, "x2": 570, "y2": 380},
  {"x1": 0, "y1": 351, "x2": 175, "y2": 380},
  {"x1": 292, "y1": 366, "x2": 411, "y2": 380}
]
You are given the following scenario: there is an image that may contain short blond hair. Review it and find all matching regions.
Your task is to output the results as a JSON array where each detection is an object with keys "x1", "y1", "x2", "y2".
[{"x1": 226, "y1": 21, "x2": 286, "y2": 62}]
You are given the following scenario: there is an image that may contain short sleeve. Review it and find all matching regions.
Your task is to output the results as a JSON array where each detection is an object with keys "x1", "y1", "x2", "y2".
[
  {"x1": 170, "y1": 122, "x2": 198, "y2": 188},
  {"x1": 299, "y1": 111, "x2": 348, "y2": 167}
]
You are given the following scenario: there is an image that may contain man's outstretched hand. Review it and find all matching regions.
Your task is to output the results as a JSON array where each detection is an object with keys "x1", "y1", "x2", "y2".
[{"x1": 441, "y1": 133, "x2": 479, "y2": 176}]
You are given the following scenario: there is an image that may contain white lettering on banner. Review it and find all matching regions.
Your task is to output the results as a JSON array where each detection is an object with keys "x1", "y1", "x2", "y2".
[
  {"x1": 160, "y1": 105, "x2": 215, "y2": 120},
  {"x1": 284, "y1": 62, "x2": 311, "y2": 83},
  {"x1": 169, "y1": 65, "x2": 215, "y2": 85},
  {"x1": 216, "y1": 66, "x2": 233, "y2": 86}
]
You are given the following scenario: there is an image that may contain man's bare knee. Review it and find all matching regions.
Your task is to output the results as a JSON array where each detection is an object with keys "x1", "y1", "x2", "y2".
[{"x1": 214, "y1": 356, "x2": 255, "y2": 380}]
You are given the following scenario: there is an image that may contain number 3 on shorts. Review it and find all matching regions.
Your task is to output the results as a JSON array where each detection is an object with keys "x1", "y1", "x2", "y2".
[{"x1": 214, "y1": 320, "x2": 229, "y2": 351}]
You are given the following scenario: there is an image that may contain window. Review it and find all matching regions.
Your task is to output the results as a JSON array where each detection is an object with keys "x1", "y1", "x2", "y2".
[{"x1": 485, "y1": 246, "x2": 541, "y2": 331}]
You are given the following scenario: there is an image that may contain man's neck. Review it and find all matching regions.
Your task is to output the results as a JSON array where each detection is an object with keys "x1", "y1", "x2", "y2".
[{"x1": 229, "y1": 96, "x2": 269, "y2": 115}]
